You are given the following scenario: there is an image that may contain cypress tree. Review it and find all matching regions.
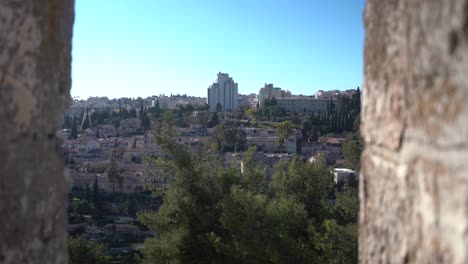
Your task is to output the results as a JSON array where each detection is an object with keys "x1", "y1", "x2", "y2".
[
  {"x1": 70, "y1": 118, "x2": 78, "y2": 139},
  {"x1": 139, "y1": 102, "x2": 144, "y2": 116},
  {"x1": 155, "y1": 100, "x2": 160, "y2": 110},
  {"x1": 63, "y1": 114, "x2": 71, "y2": 129},
  {"x1": 92, "y1": 176, "x2": 99, "y2": 205}
]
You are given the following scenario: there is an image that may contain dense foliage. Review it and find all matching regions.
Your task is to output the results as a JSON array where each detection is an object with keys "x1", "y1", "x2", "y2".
[
  {"x1": 211, "y1": 121, "x2": 247, "y2": 152},
  {"x1": 138, "y1": 122, "x2": 359, "y2": 264},
  {"x1": 343, "y1": 133, "x2": 363, "y2": 171},
  {"x1": 68, "y1": 235, "x2": 107, "y2": 264}
]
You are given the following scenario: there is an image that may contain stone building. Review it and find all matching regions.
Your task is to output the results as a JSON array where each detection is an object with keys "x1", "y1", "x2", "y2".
[
  {"x1": 245, "y1": 135, "x2": 297, "y2": 154},
  {"x1": 276, "y1": 98, "x2": 329, "y2": 113},
  {"x1": 257, "y1": 83, "x2": 291, "y2": 106},
  {"x1": 314, "y1": 89, "x2": 341, "y2": 99}
]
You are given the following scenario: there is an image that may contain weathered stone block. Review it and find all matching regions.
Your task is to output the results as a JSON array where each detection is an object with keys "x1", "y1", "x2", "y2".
[
  {"x1": 361, "y1": 0, "x2": 468, "y2": 263},
  {"x1": 0, "y1": 1, "x2": 74, "y2": 263}
]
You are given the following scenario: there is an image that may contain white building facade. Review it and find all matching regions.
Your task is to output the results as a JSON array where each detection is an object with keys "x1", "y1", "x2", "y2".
[
  {"x1": 258, "y1": 83, "x2": 291, "y2": 106},
  {"x1": 276, "y1": 98, "x2": 329, "y2": 113},
  {"x1": 207, "y1": 72, "x2": 238, "y2": 112}
]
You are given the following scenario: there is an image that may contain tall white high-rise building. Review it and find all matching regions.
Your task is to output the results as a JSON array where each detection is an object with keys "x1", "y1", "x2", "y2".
[{"x1": 207, "y1": 72, "x2": 238, "y2": 112}]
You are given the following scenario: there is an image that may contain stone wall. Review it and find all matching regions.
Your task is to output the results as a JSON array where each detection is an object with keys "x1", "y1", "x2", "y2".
[
  {"x1": 0, "y1": 1, "x2": 74, "y2": 263},
  {"x1": 1, "y1": 0, "x2": 468, "y2": 263},
  {"x1": 360, "y1": 0, "x2": 468, "y2": 263}
]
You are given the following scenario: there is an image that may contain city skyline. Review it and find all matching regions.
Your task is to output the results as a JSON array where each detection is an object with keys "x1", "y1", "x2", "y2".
[{"x1": 72, "y1": 0, "x2": 365, "y2": 99}]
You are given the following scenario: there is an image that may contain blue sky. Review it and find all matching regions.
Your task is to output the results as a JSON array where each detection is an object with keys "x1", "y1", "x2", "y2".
[{"x1": 72, "y1": 0, "x2": 365, "y2": 99}]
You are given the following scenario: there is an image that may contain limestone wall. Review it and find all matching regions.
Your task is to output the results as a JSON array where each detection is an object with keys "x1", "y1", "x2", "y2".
[
  {"x1": 360, "y1": 0, "x2": 468, "y2": 263},
  {"x1": 1, "y1": 0, "x2": 468, "y2": 263},
  {"x1": 0, "y1": 1, "x2": 74, "y2": 263}
]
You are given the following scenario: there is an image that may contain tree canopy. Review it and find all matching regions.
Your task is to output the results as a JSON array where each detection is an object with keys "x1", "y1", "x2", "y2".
[
  {"x1": 68, "y1": 235, "x2": 107, "y2": 264},
  {"x1": 211, "y1": 122, "x2": 246, "y2": 152},
  {"x1": 107, "y1": 154, "x2": 124, "y2": 192},
  {"x1": 138, "y1": 121, "x2": 359, "y2": 264},
  {"x1": 343, "y1": 133, "x2": 363, "y2": 171}
]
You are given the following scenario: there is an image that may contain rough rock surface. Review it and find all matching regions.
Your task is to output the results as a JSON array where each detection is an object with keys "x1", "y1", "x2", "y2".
[
  {"x1": 361, "y1": 0, "x2": 468, "y2": 263},
  {"x1": 0, "y1": 1, "x2": 74, "y2": 263}
]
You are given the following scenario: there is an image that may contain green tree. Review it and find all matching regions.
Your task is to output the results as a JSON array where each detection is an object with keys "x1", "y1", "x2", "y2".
[
  {"x1": 138, "y1": 120, "x2": 358, "y2": 264},
  {"x1": 270, "y1": 157, "x2": 334, "y2": 222},
  {"x1": 138, "y1": 122, "x2": 223, "y2": 263},
  {"x1": 120, "y1": 108, "x2": 129, "y2": 119},
  {"x1": 212, "y1": 155, "x2": 319, "y2": 263},
  {"x1": 139, "y1": 102, "x2": 144, "y2": 116},
  {"x1": 155, "y1": 100, "x2": 160, "y2": 110},
  {"x1": 258, "y1": 98, "x2": 286, "y2": 120},
  {"x1": 129, "y1": 108, "x2": 137, "y2": 118},
  {"x1": 90, "y1": 112, "x2": 99, "y2": 126},
  {"x1": 97, "y1": 109, "x2": 109, "y2": 124},
  {"x1": 240, "y1": 146, "x2": 265, "y2": 192},
  {"x1": 128, "y1": 197, "x2": 137, "y2": 217},
  {"x1": 276, "y1": 120, "x2": 294, "y2": 151},
  {"x1": 68, "y1": 235, "x2": 107, "y2": 264},
  {"x1": 70, "y1": 117, "x2": 78, "y2": 139},
  {"x1": 163, "y1": 111, "x2": 174, "y2": 125},
  {"x1": 211, "y1": 123, "x2": 246, "y2": 152},
  {"x1": 343, "y1": 133, "x2": 363, "y2": 171},
  {"x1": 264, "y1": 196, "x2": 315, "y2": 263},
  {"x1": 245, "y1": 108, "x2": 259, "y2": 127},
  {"x1": 214, "y1": 186, "x2": 271, "y2": 262},
  {"x1": 92, "y1": 176, "x2": 99, "y2": 204},
  {"x1": 310, "y1": 126, "x2": 319, "y2": 142},
  {"x1": 334, "y1": 188, "x2": 359, "y2": 224},
  {"x1": 328, "y1": 98, "x2": 335, "y2": 114},
  {"x1": 263, "y1": 98, "x2": 277, "y2": 107},
  {"x1": 352, "y1": 114, "x2": 360, "y2": 132},
  {"x1": 71, "y1": 198, "x2": 93, "y2": 215},
  {"x1": 107, "y1": 154, "x2": 123, "y2": 192},
  {"x1": 352, "y1": 87, "x2": 361, "y2": 117},
  {"x1": 301, "y1": 118, "x2": 312, "y2": 139},
  {"x1": 112, "y1": 118, "x2": 120, "y2": 129},
  {"x1": 215, "y1": 102, "x2": 223, "y2": 112},
  {"x1": 149, "y1": 103, "x2": 163, "y2": 119},
  {"x1": 207, "y1": 112, "x2": 219, "y2": 128},
  {"x1": 318, "y1": 220, "x2": 358, "y2": 264},
  {"x1": 63, "y1": 114, "x2": 72, "y2": 129},
  {"x1": 140, "y1": 113, "x2": 151, "y2": 131},
  {"x1": 85, "y1": 185, "x2": 91, "y2": 202}
]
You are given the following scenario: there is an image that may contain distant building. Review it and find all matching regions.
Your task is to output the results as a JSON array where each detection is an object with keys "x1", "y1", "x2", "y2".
[
  {"x1": 155, "y1": 96, "x2": 179, "y2": 110},
  {"x1": 315, "y1": 89, "x2": 356, "y2": 99},
  {"x1": 333, "y1": 168, "x2": 356, "y2": 185},
  {"x1": 238, "y1": 93, "x2": 258, "y2": 108},
  {"x1": 207, "y1": 72, "x2": 238, "y2": 112},
  {"x1": 119, "y1": 118, "x2": 141, "y2": 135},
  {"x1": 246, "y1": 135, "x2": 297, "y2": 154},
  {"x1": 315, "y1": 90, "x2": 341, "y2": 99},
  {"x1": 277, "y1": 98, "x2": 328, "y2": 113},
  {"x1": 258, "y1": 83, "x2": 291, "y2": 106},
  {"x1": 152, "y1": 95, "x2": 206, "y2": 110},
  {"x1": 77, "y1": 139, "x2": 100, "y2": 153},
  {"x1": 87, "y1": 96, "x2": 109, "y2": 106}
]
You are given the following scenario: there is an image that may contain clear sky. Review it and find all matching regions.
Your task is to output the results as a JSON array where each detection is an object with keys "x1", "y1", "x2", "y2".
[{"x1": 71, "y1": 0, "x2": 365, "y2": 99}]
